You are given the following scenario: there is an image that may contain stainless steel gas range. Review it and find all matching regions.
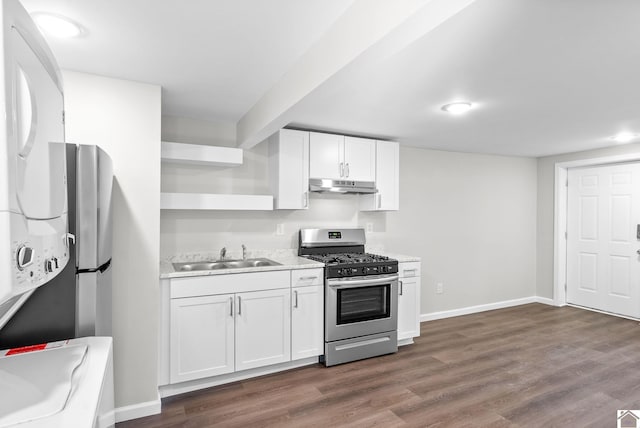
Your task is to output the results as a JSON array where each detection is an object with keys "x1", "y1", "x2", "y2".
[{"x1": 298, "y1": 228, "x2": 399, "y2": 366}]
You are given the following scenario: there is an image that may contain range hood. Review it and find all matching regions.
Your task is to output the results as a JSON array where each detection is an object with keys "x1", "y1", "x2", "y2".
[{"x1": 309, "y1": 178, "x2": 376, "y2": 194}]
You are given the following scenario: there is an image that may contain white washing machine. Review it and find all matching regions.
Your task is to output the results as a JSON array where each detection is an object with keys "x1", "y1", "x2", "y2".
[
  {"x1": 0, "y1": 0, "x2": 69, "y2": 324},
  {"x1": 0, "y1": 336, "x2": 114, "y2": 428}
]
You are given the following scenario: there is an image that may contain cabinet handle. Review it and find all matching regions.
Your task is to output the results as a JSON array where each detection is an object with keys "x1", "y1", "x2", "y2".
[
  {"x1": 294, "y1": 290, "x2": 299, "y2": 308},
  {"x1": 229, "y1": 296, "x2": 234, "y2": 316},
  {"x1": 339, "y1": 162, "x2": 344, "y2": 177},
  {"x1": 346, "y1": 163, "x2": 350, "y2": 178},
  {"x1": 303, "y1": 191, "x2": 308, "y2": 208},
  {"x1": 237, "y1": 296, "x2": 242, "y2": 315},
  {"x1": 399, "y1": 280, "x2": 403, "y2": 296},
  {"x1": 299, "y1": 276, "x2": 317, "y2": 280},
  {"x1": 403, "y1": 269, "x2": 417, "y2": 277},
  {"x1": 377, "y1": 194, "x2": 382, "y2": 209}
]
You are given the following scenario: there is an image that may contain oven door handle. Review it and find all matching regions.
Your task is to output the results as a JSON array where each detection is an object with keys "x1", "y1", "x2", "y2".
[{"x1": 327, "y1": 275, "x2": 399, "y2": 289}]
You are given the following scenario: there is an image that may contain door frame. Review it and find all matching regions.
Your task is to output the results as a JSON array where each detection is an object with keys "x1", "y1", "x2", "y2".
[{"x1": 553, "y1": 153, "x2": 640, "y2": 306}]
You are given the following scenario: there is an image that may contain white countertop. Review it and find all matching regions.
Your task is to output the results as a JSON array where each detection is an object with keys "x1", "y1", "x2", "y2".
[
  {"x1": 160, "y1": 249, "x2": 324, "y2": 279},
  {"x1": 377, "y1": 251, "x2": 421, "y2": 263}
]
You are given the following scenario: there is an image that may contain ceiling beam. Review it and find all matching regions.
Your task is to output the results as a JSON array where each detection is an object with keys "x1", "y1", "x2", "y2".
[{"x1": 236, "y1": 0, "x2": 476, "y2": 149}]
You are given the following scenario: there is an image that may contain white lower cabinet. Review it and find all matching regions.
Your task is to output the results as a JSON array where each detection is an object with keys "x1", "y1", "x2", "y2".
[
  {"x1": 165, "y1": 268, "x2": 324, "y2": 387},
  {"x1": 397, "y1": 262, "x2": 421, "y2": 341},
  {"x1": 291, "y1": 284, "x2": 324, "y2": 360},
  {"x1": 170, "y1": 294, "x2": 235, "y2": 383},
  {"x1": 235, "y1": 288, "x2": 291, "y2": 371}
]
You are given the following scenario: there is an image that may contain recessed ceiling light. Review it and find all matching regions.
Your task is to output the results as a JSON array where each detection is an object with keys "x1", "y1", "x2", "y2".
[
  {"x1": 610, "y1": 132, "x2": 639, "y2": 143},
  {"x1": 32, "y1": 13, "x2": 82, "y2": 38},
  {"x1": 441, "y1": 102, "x2": 473, "y2": 115}
]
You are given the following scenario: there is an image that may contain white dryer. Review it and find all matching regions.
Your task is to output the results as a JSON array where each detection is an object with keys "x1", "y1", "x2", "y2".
[{"x1": 0, "y1": 0, "x2": 69, "y2": 323}]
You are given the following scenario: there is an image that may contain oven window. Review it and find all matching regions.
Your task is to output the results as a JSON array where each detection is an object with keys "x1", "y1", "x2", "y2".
[{"x1": 337, "y1": 285, "x2": 390, "y2": 324}]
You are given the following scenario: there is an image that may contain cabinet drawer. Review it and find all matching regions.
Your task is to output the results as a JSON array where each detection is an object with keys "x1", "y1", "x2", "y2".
[
  {"x1": 291, "y1": 268, "x2": 323, "y2": 287},
  {"x1": 171, "y1": 270, "x2": 290, "y2": 298},
  {"x1": 399, "y1": 262, "x2": 420, "y2": 278}
]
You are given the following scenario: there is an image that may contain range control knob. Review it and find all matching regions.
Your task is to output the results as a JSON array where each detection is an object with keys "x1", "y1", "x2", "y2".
[{"x1": 16, "y1": 246, "x2": 34, "y2": 270}]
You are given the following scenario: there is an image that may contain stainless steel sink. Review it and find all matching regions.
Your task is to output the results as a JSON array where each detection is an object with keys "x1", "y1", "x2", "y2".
[
  {"x1": 172, "y1": 261, "x2": 227, "y2": 271},
  {"x1": 224, "y1": 258, "x2": 281, "y2": 268},
  {"x1": 172, "y1": 258, "x2": 281, "y2": 272}
]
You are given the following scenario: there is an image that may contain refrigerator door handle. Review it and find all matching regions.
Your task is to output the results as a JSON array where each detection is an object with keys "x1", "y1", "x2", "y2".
[{"x1": 62, "y1": 233, "x2": 76, "y2": 247}]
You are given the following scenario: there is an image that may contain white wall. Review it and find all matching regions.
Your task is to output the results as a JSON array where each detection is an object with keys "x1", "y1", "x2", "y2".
[
  {"x1": 536, "y1": 142, "x2": 640, "y2": 299},
  {"x1": 162, "y1": 116, "x2": 538, "y2": 314},
  {"x1": 64, "y1": 72, "x2": 161, "y2": 409},
  {"x1": 385, "y1": 147, "x2": 538, "y2": 313}
]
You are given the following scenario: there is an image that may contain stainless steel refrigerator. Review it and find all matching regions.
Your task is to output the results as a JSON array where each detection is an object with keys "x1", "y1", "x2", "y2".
[{"x1": 0, "y1": 144, "x2": 113, "y2": 348}]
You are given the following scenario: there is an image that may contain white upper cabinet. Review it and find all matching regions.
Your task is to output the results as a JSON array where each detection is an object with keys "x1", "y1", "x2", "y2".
[
  {"x1": 343, "y1": 136, "x2": 375, "y2": 182},
  {"x1": 360, "y1": 140, "x2": 399, "y2": 211},
  {"x1": 268, "y1": 129, "x2": 310, "y2": 210},
  {"x1": 309, "y1": 132, "x2": 344, "y2": 179},
  {"x1": 309, "y1": 132, "x2": 375, "y2": 182}
]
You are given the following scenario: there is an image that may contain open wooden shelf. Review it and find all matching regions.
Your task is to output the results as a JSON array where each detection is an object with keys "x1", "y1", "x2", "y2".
[
  {"x1": 160, "y1": 193, "x2": 273, "y2": 210},
  {"x1": 161, "y1": 141, "x2": 242, "y2": 166}
]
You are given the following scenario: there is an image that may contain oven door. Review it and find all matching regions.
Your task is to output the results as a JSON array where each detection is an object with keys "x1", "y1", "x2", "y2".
[{"x1": 326, "y1": 274, "x2": 398, "y2": 342}]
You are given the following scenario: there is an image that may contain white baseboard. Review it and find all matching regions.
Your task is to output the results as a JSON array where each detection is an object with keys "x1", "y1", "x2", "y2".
[
  {"x1": 114, "y1": 391, "x2": 161, "y2": 423},
  {"x1": 533, "y1": 296, "x2": 556, "y2": 306},
  {"x1": 420, "y1": 295, "x2": 555, "y2": 322}
]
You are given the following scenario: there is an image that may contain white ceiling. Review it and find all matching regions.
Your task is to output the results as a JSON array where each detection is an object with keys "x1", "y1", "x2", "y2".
[{"x1": 20, "y1": 0, "x2": 640, "y2": 157}]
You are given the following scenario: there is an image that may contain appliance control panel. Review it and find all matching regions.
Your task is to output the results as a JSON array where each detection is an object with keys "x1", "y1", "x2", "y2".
[
  {"x1": 328, "y1": 263, "x2": 398, "y2": 278},
  {"x1": 13, "y1": 239, "x2": 68, "y2": 291},
  {"x1": 10, "y1": 214, "x2": 70, "y2": 296}
]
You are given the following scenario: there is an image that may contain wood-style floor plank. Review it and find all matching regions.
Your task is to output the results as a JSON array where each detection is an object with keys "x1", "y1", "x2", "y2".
[{"x1": 117, "y1": 304, "x2": 640, "y2": 427}]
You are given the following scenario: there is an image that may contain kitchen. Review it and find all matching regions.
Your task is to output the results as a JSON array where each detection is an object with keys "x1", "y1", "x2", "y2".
[{"x1": 1, "y1": 0, "x2": 640, "y2": 426}]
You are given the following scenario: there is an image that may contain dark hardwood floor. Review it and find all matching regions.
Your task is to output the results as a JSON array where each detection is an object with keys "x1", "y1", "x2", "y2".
[{"x1": 118, "y1": 304, "x2": 640, "y2": 427}]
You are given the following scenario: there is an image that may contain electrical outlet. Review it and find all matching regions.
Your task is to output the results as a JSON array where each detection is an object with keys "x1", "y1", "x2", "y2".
[
  {"x1": 366, "y1": 223, "x2": 374, "y2": 233},
  {"x1": 436, "y1": 282, "x2": 444, "y2": 294},
  {"x1": 276, "y1": 224, "x2": 284, "y2": 236}
]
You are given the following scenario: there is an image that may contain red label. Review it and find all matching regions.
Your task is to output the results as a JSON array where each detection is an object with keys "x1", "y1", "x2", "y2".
[{"x1": 6, "y1": 343, "x2": 47, "y2": 356}]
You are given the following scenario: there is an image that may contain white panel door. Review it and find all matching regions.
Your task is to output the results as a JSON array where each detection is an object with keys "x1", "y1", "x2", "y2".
[
  {"x1": 235, "y1": 288, "x2": 291, "y2": 371},
  {"x1": 567, "y1": 163, "x2": 640, "y2": 318},
  {"x1": 343, "y1": 136, "x2": 375, "y2": 181},
  {"x1": 170, "y1": 294, "x2": 235, "y2": 383},
  {"x1": 309, "y1": 132, "x2": 343, "y2": 179},
  {"x1": 291, "y1": 285, "x2": 324, "y2": 361}
]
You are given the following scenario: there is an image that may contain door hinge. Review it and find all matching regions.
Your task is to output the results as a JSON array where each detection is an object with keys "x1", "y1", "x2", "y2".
[
  {"x1": 62, "y1": 110, "x2": 65, "y2": 125},
  {"x1": 565, "y1": 231, "x2": 568, "y2": 239},
  {"x1": 566, "y1": 178, "x2": 568, "y2": 187},
  {"x1": 564, "y1": 282, "x2": 567, "y2": 292}
]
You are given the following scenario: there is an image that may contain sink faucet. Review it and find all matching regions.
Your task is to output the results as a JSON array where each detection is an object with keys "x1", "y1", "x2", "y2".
[
  {"x1": 242, "y1": 244, "x2": 247, "y2": 260},
  {"x1": 219, "y1": 247, "x2": 226, "y2": 261}
]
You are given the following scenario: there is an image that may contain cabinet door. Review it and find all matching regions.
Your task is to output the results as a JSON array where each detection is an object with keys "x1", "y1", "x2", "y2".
[
  {"x1": 291, "y1": 285, "x2": 324, "y2": 361},
  {"x1": 235, "y1": 288, "x2": 291, "y2": 371},
  {"x1": 358, "y1": 140, "x2": 399, "y2": 211},
  {"x1": 375, "y1": 141, "x2": 399, "y2": 210},
  {"x1": 170, "y1": 294, "x2": 234, "y2": 383},
  {"x1": 398, "y1": 276, "x2": 420, "y2": 341},
  {"x1": 344, "y1": 136, "x2": 375, "y2": 182},
  {"x1": 269, "y1": 129, "x2": 309, "y2": 209},
  {"x1": 309, "y1": 132, "x2": 344, "y2": 179}
]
